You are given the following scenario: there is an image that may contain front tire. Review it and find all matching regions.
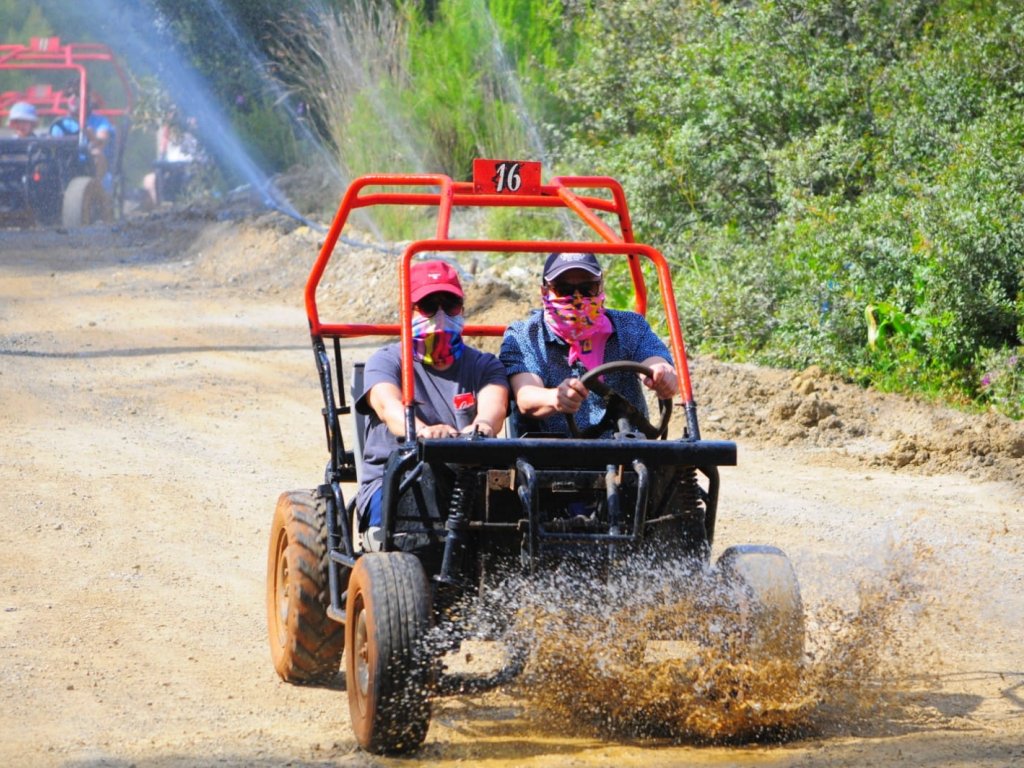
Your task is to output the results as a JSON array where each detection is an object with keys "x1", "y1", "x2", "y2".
[
  {"x1": 266, "y1": 490, "x2": 343, "y2": 682},
  {"x1": 346, "y1": 552, "x2": 433, "y2": 754},
  {"x1": 716, "y1": 545, "x2": 805, "y2": 666}
]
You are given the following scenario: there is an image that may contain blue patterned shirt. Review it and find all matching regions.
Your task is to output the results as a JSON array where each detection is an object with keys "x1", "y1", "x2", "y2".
[{"x1": 499, "y1": 308, "x2": 672, "y2": 435}]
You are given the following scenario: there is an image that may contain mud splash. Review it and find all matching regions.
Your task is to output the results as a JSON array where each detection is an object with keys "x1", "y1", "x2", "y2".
[{"x1": 441, "y1": 540, "x2": 935, "y2": 744}]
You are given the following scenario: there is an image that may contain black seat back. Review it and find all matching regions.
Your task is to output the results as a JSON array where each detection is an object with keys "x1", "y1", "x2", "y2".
[{"x1": 350, "y1": 362, "x2": 367, "y2": 483}]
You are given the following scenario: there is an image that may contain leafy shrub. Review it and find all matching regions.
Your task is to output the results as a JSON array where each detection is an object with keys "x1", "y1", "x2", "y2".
[
  {"x1": 977, "y1": 347, "x2": 1024, "y2": 419},
  {"x1": 551, "y1": 0, "x2": 1024, "y2": 417},
  {"x1": 231, "y1": 99, "x2": 303, "y2": 176}
]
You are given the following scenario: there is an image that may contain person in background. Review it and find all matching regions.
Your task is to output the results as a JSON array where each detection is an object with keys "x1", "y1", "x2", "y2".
[
  {"x1": 50, "y1": 88, "x2": 115, "y2": 189},
  {"x1": 355, "y1": 260, "x2": 509, "y2": 550},
  {"x1": 142, "y1": 111, "x2": 199, "y2": 208},
  {"x1": 500, "y1": 252, "x2": 678, "y2": 436},
  {"x1": 5, "y1": 101, "x2": 39, "y2": 138}
]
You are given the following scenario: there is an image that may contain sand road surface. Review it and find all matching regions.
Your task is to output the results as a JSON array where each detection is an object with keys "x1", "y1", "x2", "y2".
[{"x1": 1, "y1": 214, "x2": 1022, "y2": 767}]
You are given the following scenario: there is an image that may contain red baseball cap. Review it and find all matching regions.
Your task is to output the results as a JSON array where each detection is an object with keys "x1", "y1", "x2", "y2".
[{"x1": 410, "y1": 260, "x2": 463, "y2": 303}]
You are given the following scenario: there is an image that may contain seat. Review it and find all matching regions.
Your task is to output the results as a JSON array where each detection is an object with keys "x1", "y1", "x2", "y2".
[{"x1": 350, "y1": 362, "x2": 367, "y2": 483}]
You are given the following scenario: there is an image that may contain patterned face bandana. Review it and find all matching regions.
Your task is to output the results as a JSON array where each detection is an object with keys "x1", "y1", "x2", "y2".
[
  {"x1": 542, "y1": 290, "x2": 613, "y2": 368},
  {"x1": 412, "y1": 309, "x2": 465, "y2": 367}
]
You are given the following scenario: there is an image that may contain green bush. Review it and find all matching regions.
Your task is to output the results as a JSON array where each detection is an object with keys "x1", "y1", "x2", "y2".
[
  {"x1": 977, "y1": 347, "x2": 1024, "y2": 419},
  {"x1": 231, "y1": 99, "x2": 303, "y2": 176},
  {"x1": 550, "y1": 0, "x2": 1024, "y2": 417}
]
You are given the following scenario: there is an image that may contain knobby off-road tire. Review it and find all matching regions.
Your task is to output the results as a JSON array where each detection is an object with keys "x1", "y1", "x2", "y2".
[
  {"x1": 266, "y1": 490, "x2": 344, "y2": 683},
  {"x1": 716, "y1": 545, "x2": 805, "y2": 666},
  {"x1": 62, "y1": 176, "x2": 109, "y2": 227},
  {"x1": 346, "y1": 552, "x2": 433, "y2": 754}
]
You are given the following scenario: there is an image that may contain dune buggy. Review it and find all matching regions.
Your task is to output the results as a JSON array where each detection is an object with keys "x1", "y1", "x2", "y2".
[
  {"x1": 265, "y1": 160, "x2": 805, "y2": 754},
  {"x1": 0, "y1": 37, "x2": 132, "y2": 227}
]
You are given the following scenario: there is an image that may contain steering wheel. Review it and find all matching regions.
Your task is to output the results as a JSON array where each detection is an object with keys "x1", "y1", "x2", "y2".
[{"x1": 564, "y1": 361, "x2": 673, "y2": 440}]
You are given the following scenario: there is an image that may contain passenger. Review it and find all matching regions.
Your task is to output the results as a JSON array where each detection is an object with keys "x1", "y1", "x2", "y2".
[
  {"x1": 6, "y1": 101, "x2": 39, "y2": 138},
  {"x1": 50, "y1": 89, "x2": 115, "y2": 188},
  {"x1": 355, "y1": 260, "x2": 509, "y2": 549},
  {"x1": 500, "y1": 252, "x2": 678, "y2": 436}
]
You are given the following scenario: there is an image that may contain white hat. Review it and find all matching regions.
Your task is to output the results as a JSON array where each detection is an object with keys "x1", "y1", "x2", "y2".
[{"x1": 8, "y1": 101, "x2": 38, "y2": 124}]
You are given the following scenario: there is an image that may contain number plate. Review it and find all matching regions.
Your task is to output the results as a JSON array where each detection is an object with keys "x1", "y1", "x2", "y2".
[{"x1": 473, "y1": 159, "x2": 541, "y2": 194}]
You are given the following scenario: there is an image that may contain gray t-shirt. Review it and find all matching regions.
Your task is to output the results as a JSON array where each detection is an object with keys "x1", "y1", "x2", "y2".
[{"x1": 355, "y1": 342, "x2": 509, "y2": 514}]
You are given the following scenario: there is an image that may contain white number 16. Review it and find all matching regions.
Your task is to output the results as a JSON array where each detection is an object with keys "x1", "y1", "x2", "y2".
[{"x1": 492, "y1": 161, "x2": 522, "y2": 193}]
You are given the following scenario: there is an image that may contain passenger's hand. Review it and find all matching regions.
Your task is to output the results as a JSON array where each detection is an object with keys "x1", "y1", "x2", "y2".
[
  {"x1": 416, "y1": 423, "x2": 459, "y2": 439},
  {"x1": 554, "y1": 377, "x2": 588, "y2": 414},
  {"x1": 460, "y1": 422, "x2": 493, "y2": 437},
  {"x1": 643, "y1": 362, "x2": 678, "y2": 399}
]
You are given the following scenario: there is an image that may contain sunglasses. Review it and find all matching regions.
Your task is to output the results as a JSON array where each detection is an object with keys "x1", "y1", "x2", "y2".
[
  {"x1": 547, "y1": 279, "x2": 602, "y2": 298},
  {"x1": 415, "y1": 293, "x2": 464, "y2": 316}
]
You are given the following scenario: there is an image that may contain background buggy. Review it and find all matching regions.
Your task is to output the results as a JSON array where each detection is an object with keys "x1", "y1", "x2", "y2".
[
  {"x1": 265, "y1": 160, "x2": 805, "y2": 754},
  {"x1": 0, "y1": 37, "x2": 132, "y2": 227}
]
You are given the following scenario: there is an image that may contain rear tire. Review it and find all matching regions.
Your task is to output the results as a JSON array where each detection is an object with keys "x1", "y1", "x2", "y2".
[
  {"x1": 62, "y1": 176, "x2": 108, "y2": 227},
  {"x1": 716, "y1": 545, "x2": 805, "y2": 665},
  {"x1": 266, "y1": 490, "x2": 344, "y2": 682},
  {"x1": 346, "y1": 552, "x2": 433, "y2": 754}
]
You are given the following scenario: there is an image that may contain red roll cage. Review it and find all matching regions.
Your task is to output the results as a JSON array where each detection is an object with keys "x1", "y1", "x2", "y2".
[
  {"x1": 305, "y1": 160, "x2": 698, "y2": 437},
  {"x1": 0, "y1": 37, "x2": 132, "y2": 130}
]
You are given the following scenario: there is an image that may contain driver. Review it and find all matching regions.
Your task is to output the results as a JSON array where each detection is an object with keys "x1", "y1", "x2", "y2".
[
  {"x1": 499, "y1": 252, "x2": 677, "y2": 436},
  {"x1": 355, "y1": 259, "x2": 509, "y2": 549},
  {"x1": 50, "y1": 87, "x2": 115, "y2": 189}
]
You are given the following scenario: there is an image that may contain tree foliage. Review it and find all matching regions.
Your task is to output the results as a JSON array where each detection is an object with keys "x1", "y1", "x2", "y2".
[
  {"x1": 549, "y1": 0, "x2": 1024, "y2": 415},
  {"x1": 0, "y1": 0, "x2": 52, "y2": 42}
]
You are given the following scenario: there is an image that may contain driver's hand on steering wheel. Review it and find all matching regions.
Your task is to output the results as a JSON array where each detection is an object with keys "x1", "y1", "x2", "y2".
[
  {"x1": 644, "y1": 362, "x2": 678, "y2": 400},
  {"x1": 416, "y1": 423, "x2": 459, "y2": 439},
  {"x1": 554, "y1": 377, "x2": 588, "y2": 414}
]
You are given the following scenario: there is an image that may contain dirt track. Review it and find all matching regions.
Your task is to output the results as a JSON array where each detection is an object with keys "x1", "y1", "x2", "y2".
[{"x1": 1, "y1": 212, "x2": 1022, "y2": 767}]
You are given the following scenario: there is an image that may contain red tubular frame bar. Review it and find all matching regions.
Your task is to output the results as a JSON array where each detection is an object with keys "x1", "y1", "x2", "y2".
[
  {"x1": 304, "y1": 170, "x2": 695, "y2": 416},
  {"x1": 549, "y1": 175, "x2": 647, "y2": 314},
  {"x1": 0, "y1": 38, "x2": 133, "y2": 124}
]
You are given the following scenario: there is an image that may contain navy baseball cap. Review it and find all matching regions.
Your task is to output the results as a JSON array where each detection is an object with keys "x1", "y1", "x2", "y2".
[{"x1": 542, "y1": 252, "x2": 603, "y2": 281}]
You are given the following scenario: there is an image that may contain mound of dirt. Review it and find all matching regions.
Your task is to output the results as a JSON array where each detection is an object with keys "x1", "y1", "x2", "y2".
[
  {"x1": 149, "y1": 204, "x2": 1024, "y2": 489},
  {"x1": 692, "y1": 361, "x2": 1024, "y2": 484}
]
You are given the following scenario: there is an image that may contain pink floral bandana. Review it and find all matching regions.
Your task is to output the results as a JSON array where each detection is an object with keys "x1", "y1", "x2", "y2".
[
  {"x1": 412, "y1": 310, "x2": 465, "y2": 367},
  {"x1": 542, "y1": 290, "x2": 613, "y2": 369}
]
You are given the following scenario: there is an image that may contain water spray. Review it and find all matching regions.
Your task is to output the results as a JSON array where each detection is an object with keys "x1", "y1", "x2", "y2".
[{"x1": 204, "y1": 0, "x2": 350, "y2": 192}]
